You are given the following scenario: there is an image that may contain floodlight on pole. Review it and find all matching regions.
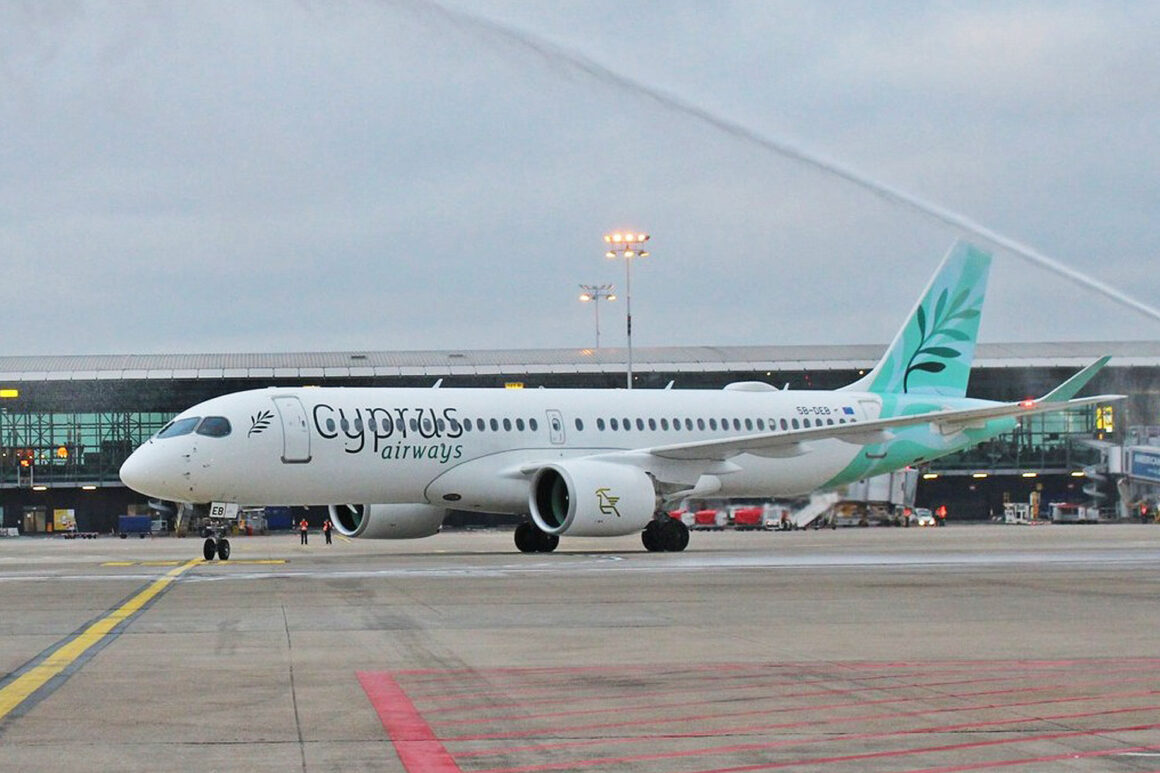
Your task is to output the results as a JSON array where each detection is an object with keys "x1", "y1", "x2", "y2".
[
  {"x1": 578, "y1": 283, "x2": 616, "y2": 349},
  {"x1": 602, "y1": 231, "x2": 650, "y2": 389}
]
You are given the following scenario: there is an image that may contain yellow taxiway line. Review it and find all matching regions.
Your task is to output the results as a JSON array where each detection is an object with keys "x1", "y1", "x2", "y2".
[{"x1": 0, "y1": 558, "x2": 201, "y2": 722}]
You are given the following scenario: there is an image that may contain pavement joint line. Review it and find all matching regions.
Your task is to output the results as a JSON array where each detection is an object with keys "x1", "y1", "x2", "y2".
[{"x1": 0, "y1": 558, "x2": 201, "y2": 724}]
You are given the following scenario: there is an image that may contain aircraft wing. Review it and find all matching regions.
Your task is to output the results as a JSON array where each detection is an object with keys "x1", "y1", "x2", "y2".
[
  {"x1": 638, "y1": 360, "x2": 1122, "y2": 463},
  {"x1": 642, "y1": 393, "x2": 1120, "y2": 462}
]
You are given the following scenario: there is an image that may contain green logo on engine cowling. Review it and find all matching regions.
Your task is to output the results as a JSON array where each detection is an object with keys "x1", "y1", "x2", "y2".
[{"x1": 595, "y1": 488, "x2": 621, "y2": 517}]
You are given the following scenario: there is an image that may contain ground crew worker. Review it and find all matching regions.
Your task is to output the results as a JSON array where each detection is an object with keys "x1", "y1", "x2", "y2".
[
  {"x1": 299, "y1": 517, "x2": 309, "y2": 545},
  {"x1": 322, "y1": 518, "x2": 332, "y2": 545}
]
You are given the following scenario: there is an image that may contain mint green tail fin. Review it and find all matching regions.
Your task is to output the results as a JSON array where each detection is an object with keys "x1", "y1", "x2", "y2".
[{"x1": 843, "y1": 241, "x2": 992, "y2": 397}]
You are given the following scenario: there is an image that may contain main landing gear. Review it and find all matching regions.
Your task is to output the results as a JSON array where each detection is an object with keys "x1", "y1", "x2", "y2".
[
  {"x1": 642, "y1": 517, "x2": 689, "y2": 552},
  {"x1": 514, "y1": 522, "x2": 559, "y2": 553}
]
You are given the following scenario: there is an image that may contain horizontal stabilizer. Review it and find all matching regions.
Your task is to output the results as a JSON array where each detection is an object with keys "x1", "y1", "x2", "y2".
[{"x1": 1040, "y1": 356, "x2": 1110, "y2": 403}]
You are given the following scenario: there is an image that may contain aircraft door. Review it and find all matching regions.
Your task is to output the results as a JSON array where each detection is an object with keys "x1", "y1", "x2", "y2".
[
  {"x1": 272, "y1": 395, "x2": 312, "y2": 464},
  {"x1": 546, "y1": 409, "x2": 566, "y2": 445},
  {"x1": 858, "y1": 399, "x2": 881, "y2": 421}
]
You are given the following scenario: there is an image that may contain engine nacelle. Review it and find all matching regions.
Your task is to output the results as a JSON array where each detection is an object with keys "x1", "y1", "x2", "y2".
[
  {"x1": 327, "y1": 504, "x2": 446, "y2": 539},
  {"x1": 529, "y1": 460, "x2": 659, "y2": 537}
]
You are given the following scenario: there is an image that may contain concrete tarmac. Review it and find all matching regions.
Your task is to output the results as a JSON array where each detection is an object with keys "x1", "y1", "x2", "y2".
[{"x1": 1, "y1": 524, "x2": 1159, "y2": 772}]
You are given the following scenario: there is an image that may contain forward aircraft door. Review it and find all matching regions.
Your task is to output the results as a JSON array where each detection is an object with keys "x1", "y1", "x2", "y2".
[{"x1": 272, "y1": 395, "x2": 312, "y2": 463}]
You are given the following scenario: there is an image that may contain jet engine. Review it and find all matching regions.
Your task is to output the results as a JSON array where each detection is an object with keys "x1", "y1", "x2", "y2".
[
  {"x1": 529, "y1": 460, "x2": 659, "y2": 537},
  {"x1": 327, "y1": 504, "x2": 447, "y2": 539}
]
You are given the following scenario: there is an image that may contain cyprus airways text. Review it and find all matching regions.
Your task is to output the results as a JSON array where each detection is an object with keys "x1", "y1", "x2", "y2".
[{"x1": 313, "y1": 404, "x2": 464, "y2": 462}]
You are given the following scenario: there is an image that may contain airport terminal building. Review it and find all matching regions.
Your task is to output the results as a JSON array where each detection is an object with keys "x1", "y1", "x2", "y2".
[{"x1": 1, "y1": 341, "x2": 1157, "y2": 533}]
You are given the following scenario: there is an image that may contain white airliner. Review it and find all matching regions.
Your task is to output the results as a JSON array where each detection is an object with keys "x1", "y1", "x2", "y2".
[{"x1": 120, "y1": 242, "x2": 1118, "y2": 558}]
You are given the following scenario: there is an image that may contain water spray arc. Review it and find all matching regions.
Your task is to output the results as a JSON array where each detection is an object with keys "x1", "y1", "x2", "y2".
[{"x1": 419, "y1": 0, "x2": 1160, "y2": 325}]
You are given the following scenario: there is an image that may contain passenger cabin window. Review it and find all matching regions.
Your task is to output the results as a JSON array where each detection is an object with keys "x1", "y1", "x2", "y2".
[
  {"x1": 158, "y1": 417, "x2": 200, "y2": 439},
  {"x1": 196, "y1": 416, "x2": 232, "y2": 438}
]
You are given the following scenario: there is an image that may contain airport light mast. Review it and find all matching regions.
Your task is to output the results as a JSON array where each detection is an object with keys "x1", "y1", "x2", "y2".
[
  {"x1": 603, "y1": 231, "x2": 650, "y2": 390},
  {"x1": 578, "y1": 284, "x2": 616, "y2": 349}
]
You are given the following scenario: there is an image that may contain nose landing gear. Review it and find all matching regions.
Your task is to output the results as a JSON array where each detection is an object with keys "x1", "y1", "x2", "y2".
[{"x1": 201, "y1": 528, "x2": 231, "y2": 561}]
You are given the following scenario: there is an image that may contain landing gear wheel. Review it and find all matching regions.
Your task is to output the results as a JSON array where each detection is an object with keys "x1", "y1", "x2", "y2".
[
  {"x1": 642, "y1": 521, "x2": 662, "y2": 552},
  {"x1": 514, "y1": 522, "x2": 537, "y2": 553},
  {"x1": 203, "y1": 537, "x2": 217, "y2": 561},
  {"x1": 216, "y1": 538, "x2": 231, "y2": 561},
  {"x1": 661, "y1": 518, "x2": 689, "y2": 552},
  {"x1": 515, "y1": 522, "x2": 559, "y2": 553}
]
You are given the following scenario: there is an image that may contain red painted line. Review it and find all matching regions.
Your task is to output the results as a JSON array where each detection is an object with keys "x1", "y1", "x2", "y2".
[
  {"x1": 471, "y1": 710, "x2": 1160, "y2": 773},
  {"x1": 453, "y1": 687, "x2": 1160, "y2": 760},
  {"x1": 359, "y1": 661, "x2": 1160, "y2": 772},
  {"x1": 426, "y1": 661, "x2": 1160, "y2": 725},
  {"x1": 358, "y1": 671, "x2": 462, "y2": 773},
  {"x1": 442, "y1": 672, "x2": 1160, "y2": 741},
  {"x1": 416, "y1": 660, "x2": 1110, "y2": 714},
  {"x1": 403, "y1": 658, "x2": 1149, "y2": 701},
  {"x1": 902, "y1": 743, "x2": 1160, "y2": 772},
  {"x1": 396, "y1": 658, "x2": 1160, "y2": 679},
  {"x1": 677, "y1": 723, "x2": 1160, "y2": 773}
]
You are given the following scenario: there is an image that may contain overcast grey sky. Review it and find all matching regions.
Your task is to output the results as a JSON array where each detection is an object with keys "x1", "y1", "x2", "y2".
[{"x1": 2, "y1": 1, "x2": 1158, "y2": 356}]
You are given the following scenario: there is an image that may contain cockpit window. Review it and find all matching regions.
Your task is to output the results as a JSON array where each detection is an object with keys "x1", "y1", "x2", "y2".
[
  {"x1": 157, "y1": 417, "x2": 201, "y2": 439},
  {"x1": 196, "y1": 416, "x2": 232, "y2": 437}
]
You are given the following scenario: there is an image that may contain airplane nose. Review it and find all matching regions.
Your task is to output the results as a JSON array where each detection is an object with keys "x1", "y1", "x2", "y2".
[{"x1": 119, "y1": 447, "x2": 149, "y2": 494}]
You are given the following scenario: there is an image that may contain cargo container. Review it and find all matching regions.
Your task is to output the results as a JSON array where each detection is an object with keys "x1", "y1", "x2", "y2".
[
  {"x1": 692, "y1": 509, "x2": 727, "y2": 530},
  {"x1": 118, "y1": 514, "x2": 152, "y2": 538},
  {"x1": 731, "y1": 507, "x2": 764, "y2": 530}
]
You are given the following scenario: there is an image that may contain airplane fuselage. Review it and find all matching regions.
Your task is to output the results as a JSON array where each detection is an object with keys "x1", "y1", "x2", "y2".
[{"x1": 120, "y1": 385, "x2": 1009, "y2": 511}]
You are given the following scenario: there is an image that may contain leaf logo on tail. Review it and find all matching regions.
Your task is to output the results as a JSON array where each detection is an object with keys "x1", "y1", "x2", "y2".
[
  {"x1": 249, "y1": 410, "x2": 274, "y2": 437},
  {"x1": 903, "y1": 287, "x2": 980, "y2": 393}
]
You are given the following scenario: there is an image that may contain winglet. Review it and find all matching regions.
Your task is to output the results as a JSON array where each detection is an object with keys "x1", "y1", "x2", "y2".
[{"x1": 1040, "y1": 356, "x2": 1111, "y2": 403}]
